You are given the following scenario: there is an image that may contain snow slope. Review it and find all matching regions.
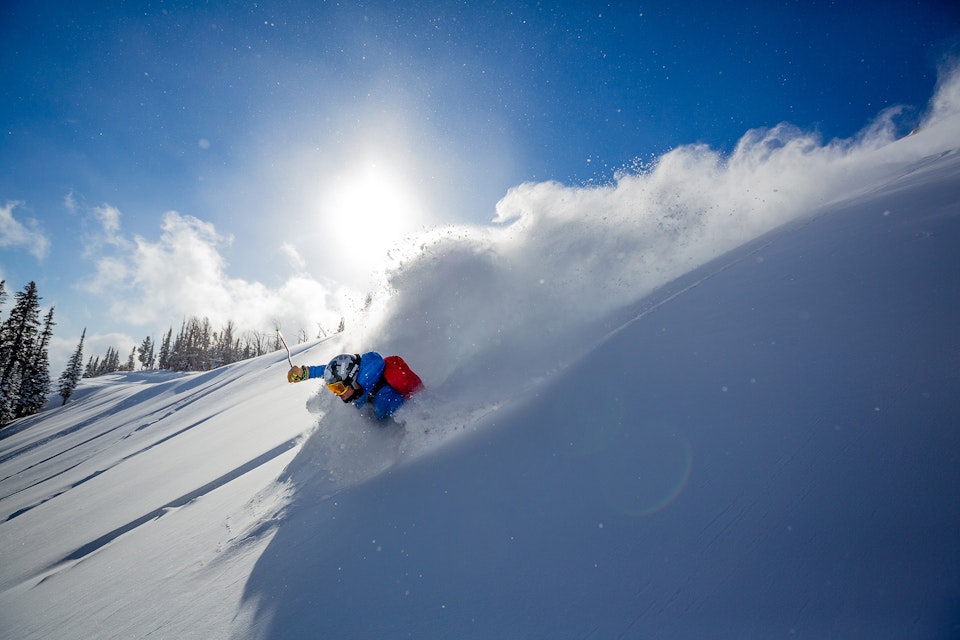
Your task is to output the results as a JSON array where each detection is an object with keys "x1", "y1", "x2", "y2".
[
  {"x1": 1, "y1": 70, "x2": 959, "y2": 639},
  {"x1": 240, "y1": 143, "x2": 960, "y2": 639}
]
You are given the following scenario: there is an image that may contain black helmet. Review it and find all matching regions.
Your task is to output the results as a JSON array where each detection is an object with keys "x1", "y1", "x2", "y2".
[{"x1": 323, "y1": 354, "x2": 361, "y2": 395}]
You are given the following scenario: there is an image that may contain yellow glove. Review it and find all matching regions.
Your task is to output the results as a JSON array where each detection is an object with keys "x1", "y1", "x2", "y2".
[{"x1": 287, "y1": 366, "x2": 310, "y2": 383}]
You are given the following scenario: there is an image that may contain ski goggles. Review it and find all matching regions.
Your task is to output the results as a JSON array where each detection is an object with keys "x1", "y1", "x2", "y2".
[{"x1": 326, "y1": 381, "x2": 351, "y2": 396}]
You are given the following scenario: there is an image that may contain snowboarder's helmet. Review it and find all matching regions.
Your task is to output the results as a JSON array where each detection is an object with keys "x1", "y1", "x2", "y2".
[{"x1": 323, "y1": 354, "x2": 361, "y2": 396}]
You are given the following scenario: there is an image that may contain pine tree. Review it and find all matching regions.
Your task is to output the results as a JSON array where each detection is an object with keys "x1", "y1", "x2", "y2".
[
  {"x1": 96, "y1": 349, "x2": 110, "y2": 376},
  {"x1": 158, "y1": 328, "x2": 172, "y2": 370},
  {"x1": 84, "y1": 355, "x2": 98, "y2": 378},
  {"x1": 137, "y1": 336, "x2": 154, "y2": 370},
  {"x1": 214, "y1": 320, "x2": 236, "y2": 367},
  {"x1": 0, "y1": 282, "x2": 42, "y2": 427},
  {"x1": 58, "y1": 329, "x2": 85, "y2": 405},
  {"x1": 15, "y1": 307, "x2": 54, "y2": 418},
  {"x1": 167, "y1": 316, "x2": 219, "y2": 371},
  {"x1": 100, "y1": 347, "x2": 120, "y2": 375},
  {"x1": 170, "y1": 320, "x2": 188, "y2": 371},
  {"x1": 89, "y1": 347, "x2": 121, "y2": 377}
]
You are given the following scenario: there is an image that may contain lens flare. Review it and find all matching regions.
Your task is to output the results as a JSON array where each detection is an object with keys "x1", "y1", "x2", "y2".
[{"x1": 601, "y1": 426, "x2": 693, "y2": 517}]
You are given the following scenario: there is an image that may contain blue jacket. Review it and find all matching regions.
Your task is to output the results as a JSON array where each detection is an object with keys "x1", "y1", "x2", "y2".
[{"x1": 306, "y1": 352, "x2": 406, "y2": 421}]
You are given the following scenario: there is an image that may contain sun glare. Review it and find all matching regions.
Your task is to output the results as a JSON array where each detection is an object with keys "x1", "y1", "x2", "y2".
[{"x1": 317, "y1": 161, "x2": 425, "y2": 282}]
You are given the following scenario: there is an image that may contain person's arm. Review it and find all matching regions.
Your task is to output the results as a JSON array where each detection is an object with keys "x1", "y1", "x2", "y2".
[{"x1": 287, "y1": 364, "x2": 325, "y2": 383}]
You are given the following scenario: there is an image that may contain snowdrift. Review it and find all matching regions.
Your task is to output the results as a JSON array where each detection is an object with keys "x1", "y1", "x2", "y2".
[{"x1": 1, "y1": 66, "x2": 959, "y2": 639}]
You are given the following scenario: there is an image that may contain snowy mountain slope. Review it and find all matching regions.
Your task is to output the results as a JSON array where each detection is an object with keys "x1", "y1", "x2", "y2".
[
  {"x1": 0, "y1": 342, "x2": 328, "y2": 638},
  {"x1": 237, "y1": 146, "x2": 960, "y2": 639},
  {"x1": 1, "y1": 72, "x2": 959, "y2": 639}
]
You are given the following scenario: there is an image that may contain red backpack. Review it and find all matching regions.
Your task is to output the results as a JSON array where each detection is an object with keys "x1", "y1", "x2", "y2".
[{"x1": 382, "y1": 355, "x2": 424, "y2": 398}]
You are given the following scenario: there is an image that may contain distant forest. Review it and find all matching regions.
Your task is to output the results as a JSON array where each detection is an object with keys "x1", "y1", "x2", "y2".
[{"x1": 0, "y1": 279, "x2": 339, "y2": 429}]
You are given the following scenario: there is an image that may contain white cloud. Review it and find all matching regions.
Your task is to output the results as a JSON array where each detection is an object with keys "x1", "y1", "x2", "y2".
[
  {"x1": 80, "y1": 209, "x2": 356, "y2": 337},
  {"x1": 81, "y1": 203, "x2": 132, "y2": 257},
  {"x1": 0, "y1": 201, "x2": 50, "y2": 260},
  {"x1": 94, "y1": 204, "x2": 123, "y2": 242},
  {"x1": 280, "y1": 242, "x2": 306, "y2": 272}
]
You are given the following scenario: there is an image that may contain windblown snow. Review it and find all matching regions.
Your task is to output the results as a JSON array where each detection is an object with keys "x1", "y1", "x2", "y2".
[{"x1": 1, "y1": 66, "x2": 959, "y2": 639}]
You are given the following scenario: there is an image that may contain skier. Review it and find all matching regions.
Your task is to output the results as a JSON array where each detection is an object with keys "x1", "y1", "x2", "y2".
[{"x1": 287, "y1": 352, "x2": 423, "y2": 421}]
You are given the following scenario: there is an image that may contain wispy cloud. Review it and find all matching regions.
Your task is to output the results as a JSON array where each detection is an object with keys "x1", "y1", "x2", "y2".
[
  {"x1": 94, "y1": 204, "x2": 126, "y2": 246},
  {"x1": 280, "y1": 242, "x2": 307, "y2": 272},
  {"x1": 80, "y1": 203, "x2": 133, "y2": 257},
  {"x1": 0, "y1": 201, "x2": 50, "y2": 260}
]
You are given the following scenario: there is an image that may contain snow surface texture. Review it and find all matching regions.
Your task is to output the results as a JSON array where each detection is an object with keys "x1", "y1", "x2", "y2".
[{"x1": 1, "y1": 66, "x2": 959, "y2": 639}]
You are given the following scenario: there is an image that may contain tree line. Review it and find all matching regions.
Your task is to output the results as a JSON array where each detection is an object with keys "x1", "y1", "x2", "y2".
[
  {"x1": 0, "y1": 279, "x2": 339, "y2": 430},
  {"x1": 80, "y1": 317, "x2": 298, "y2": 376}
]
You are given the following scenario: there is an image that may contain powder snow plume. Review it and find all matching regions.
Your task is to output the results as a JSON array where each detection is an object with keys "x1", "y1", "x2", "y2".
[
  {"x1": 362, "y1": 62, "x2": 960, "y2": 392},
  {"x1": 295, "y1": 61, "x2": 960, "y2": 468}
]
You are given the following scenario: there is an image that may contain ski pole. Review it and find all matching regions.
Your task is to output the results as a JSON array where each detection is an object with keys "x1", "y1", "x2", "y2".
[{"x1": 276, "y1": 327, "x2": 294, "y2": 368}]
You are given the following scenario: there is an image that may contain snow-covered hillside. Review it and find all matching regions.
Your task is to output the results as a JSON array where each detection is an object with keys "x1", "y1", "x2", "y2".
[
  {"x1": 242, "y1": 142, "x2": 960, "y2": 639},
  {"x1": 2, "y1": 72, "x2": 959, "y2": 639}
]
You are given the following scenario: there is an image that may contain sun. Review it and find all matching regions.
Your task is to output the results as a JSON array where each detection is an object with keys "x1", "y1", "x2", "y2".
[{"x1": 317, "y1": 160, "x2": 425, "y2": 282}]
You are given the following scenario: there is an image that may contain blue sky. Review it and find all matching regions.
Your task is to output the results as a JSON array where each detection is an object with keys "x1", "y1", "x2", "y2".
[{"x1": 1, "y1": 0, "x2": 958, "y2": 372}]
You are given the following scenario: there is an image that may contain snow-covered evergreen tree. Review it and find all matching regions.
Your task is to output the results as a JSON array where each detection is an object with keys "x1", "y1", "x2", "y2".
[
  {"x1": 83, "y1": 355, "x2": 98, "y2": 378},
  {"x1": 100, "y1": 347, "x2": 120, "y2": 375},
  {"x1": 58, "y1": 329, "x2": 85, "y2": 405},
  {"x1": 0, "y1": 282, "x2": 42, "y2": 427},
  {"x1": 137, "y1": 335, "x2": 154, "y2": 370},
  {"x1": 15, "y1": 307, "x2": 54, "y2": 418},
  {"x1": 85, "y1": 348, "x2": 121, "y2": 377},
  {"x1": 169, "y1": 320, "x2": 188, "y2": 371}
]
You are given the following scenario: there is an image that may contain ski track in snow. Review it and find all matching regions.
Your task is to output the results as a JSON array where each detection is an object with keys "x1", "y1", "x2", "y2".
[{"x1": 41, "y1": 438, "x2": 299, "y2": 574}]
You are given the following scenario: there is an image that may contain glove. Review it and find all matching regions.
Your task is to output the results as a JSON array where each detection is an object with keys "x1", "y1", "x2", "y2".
[{"x1": 287, "y1": 366, "x2": 310, "y2": 383}]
